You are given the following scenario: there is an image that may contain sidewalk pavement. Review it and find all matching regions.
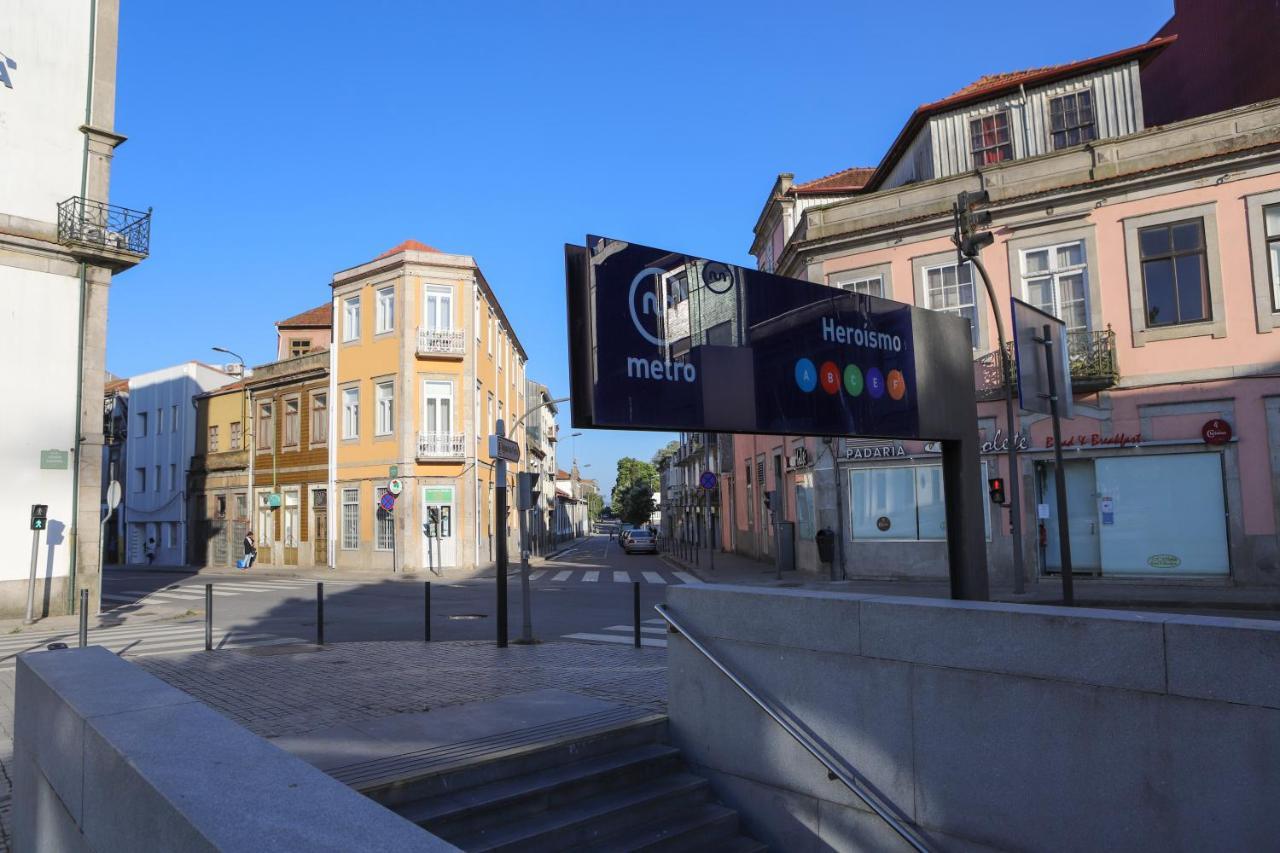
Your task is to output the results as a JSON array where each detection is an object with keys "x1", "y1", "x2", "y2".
[{"x1": 661, "y1": 546, "x2": 1280, "y2": 618}]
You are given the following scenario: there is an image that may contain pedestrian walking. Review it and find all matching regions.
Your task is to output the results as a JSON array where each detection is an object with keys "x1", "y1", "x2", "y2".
[
  {"x1": 145, "y1": 537, "x2": 156, "y2": 566},
  {"x1": 241, "y1": 531, "x2": 257, "y2": 570}
]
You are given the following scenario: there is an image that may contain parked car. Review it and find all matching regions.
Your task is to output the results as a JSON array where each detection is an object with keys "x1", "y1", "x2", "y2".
[
  {"x1": 618, "y1": 526, "x2": 636, "y2": 545},
  {"x1": 622, "y1": 529, "x2": 657, "y2": 554}
]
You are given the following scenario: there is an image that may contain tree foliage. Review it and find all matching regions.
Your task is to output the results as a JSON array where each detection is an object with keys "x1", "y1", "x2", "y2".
[
  {"x1": 651, "y1": 440, "x2": 680, "y2": 467},
  {"x1": 617, "y1": 480, "x2": 656, "y2": 527},
  {"x1": 586, "y1": 492, "x2": 604, "y2": 521},
  {"x1": 611, "y1": 457, "x2": 658, "y2": 514}
]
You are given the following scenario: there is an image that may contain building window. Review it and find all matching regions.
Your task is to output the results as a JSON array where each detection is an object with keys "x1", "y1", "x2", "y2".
[
  {"x1": 850, "y1": 463, "x2": 990, "y2": 541},
  {"x1": 474, "y1": 293, "x2": 482, "y2": 341},
  {"x1": 208, "y1": 425, "x2": 220, "y2": 452},
  {"x1": 214, "y1": 494, "x2": 227, "y2": 519},
  {"x1": 423, "y1": 381, "x2": 453, "y2": 435},
  {"x1": 163, "y1": 522, "x2": 173, "y2": 549},
  {"x1": 311, "y1": 393, "x2": 328, "y2": 444},
  {"x1": 342, "y1": 296, "x2": 361, "y2": 342},
  {"x1": 230, "y1": 421, "x2": 242, "y2": 450},
  {"x1": 283, "y1": 491, "x2": 299, "y2": 548},
  {"x1": 137, "y1": 411, "x2": 147, "y2": 437},
  {"x1": 235, "y1": 493, "x2": 248, "y2": 519},
  {"x1": 169, "y1": 464, "x2": 177, "y2": 492},
  {"x1": 1049, "y1": 90, "x2": 1096, "y2": 150},
  {"x1": 498, "y1": 399, "x2": 505, "y2": 430},
  {"x1": 257, "y1": 402, "x2": 273, "y2": 450},
  {"x1": 487, "y1": 392, "x2": 495, "y2": 434},
  {"x1": 290, "y1": 338, "x2": 311, "y2": 357},
  {"x1": 760, "y1": 242, "x2": 776, "y2": 274},
  {"x1": 970, "y1": 112, "x2": 1013, "y2": 168},
  {"x1": 1265, "y1": 203, "x2": 1280, "y2": 312},
  {"x1": 172, "y1": 405, "x2": 178, "y2": 431},
  {"x1": 924, "y1": 261, "x2": 978, "y2": 347},
  {"x1": 375, "y1": 488, "x2": 394, "y2": 551},
  {"x1": 154, "y1": 465, "x2": 161, "y2": 493},
  {"x1": 135, "y1": 467, "x2": 146, "y2": 492},
  {"x1": 838, "y1": 275, "x2": 885, "y2": 297},
  {"x1": 375, "y1": 285, "x2": 395, "y2": 333},
  {"x1": 283, "y1": 397, "x2": 300, "y2": 446},
  {"x1": 341, "y1": 488, "x2": 359, "y2": 550},
  {"x1": 1139, "y1": 219, "x2": 1210, "y2": 327},
  {"x1": 156, "y1": 407, "x2": 163, "y2": 434},
  {"x1": 375, "y1": 381, "x2": 394, "y2": 436},
  {"x1": 342, "y1": 387, "x2": 359, "y2": 439},
  {"x1": 424, "y1": 285, "x2": 453, "y2": 330},
  {"x1": 1020, "y1": 241, "x2": 1089, "y2": 333},
  {"x1": 488, "y1": 310, "x2": 495, "y2": 356},
  {"x1": 706, "y1": 320, "x2": 733, "y2": 346},
  {"x1": 666, "y1": 271, "x2": 689, "y2": 308}
]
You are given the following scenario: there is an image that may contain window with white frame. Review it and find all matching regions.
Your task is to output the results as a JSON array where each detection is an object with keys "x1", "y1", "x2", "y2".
[
  {"x1": 208, "y1": 425, "x2": 219, "y2": 452},
  {"x1": 375, "y1": 285, "x2": 395, "y2": 333},
  {"x1": 970, "y1": 111, "x2": 1013, "y2": 168},
  {"x1": 836, "y1": 275, "x2": 885, "y2": 297},
  {"x1": 423, "y1": 381, "x2": 453, "y2": 435},
  {"x1": 375, "y1": 381, "x2": 394, "y2": 436},
  {"x1": 1048, "y1": 90, "x2": 1096, "y2": 150},
  {"x1": 283, "y1": 397, "x2": 300, "y2": 446},
  {"x1": 666, "y1": 271, "x2": 689, "y2": 307},
  {"x1": 487, "y1": 392, "x2": 495, "y2": 435},
  {"x1": 342, "y1": 387, "x2": 359, "y2": 439},
  {"x1": 230, "y1": 421, "x2": 242, "y2": 450},
  {"x1": 311, "y1": 393, "x2": 327, "y2": 444},
  {"x1": 424, "y1": 285, "x2": 453, "y2": 330},
  {"x1": 923, "y1": 261, "x2": 978, "y2": 347},
  {"x1": 257, "y1": 402, "x2": 273, "y2": 450},
  {"x1": 1020, "y1": 241, "x2": 1089, "y2": 333},
  {"x1": 488, "y1": 311, "x2": 494, "y2": 355},
  {"x1": 375, "y1": 488, "x2": 394, "y2": 550},
  {"x1": 341, "y1": 488, "x2": 359, "y2": 549},
  {"x1": 1265, "y1": 204, "x2": 1280, "y2": 312},
  {"x1": 342, "y1": 296, "x2": 361, "y2": 342},
  {"x1": 474, "y1": 292, "x2": 481, "y2": 340}
]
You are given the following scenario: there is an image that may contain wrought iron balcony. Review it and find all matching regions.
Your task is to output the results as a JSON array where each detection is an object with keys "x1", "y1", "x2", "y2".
[
  {"x1": 974, "y1": 327, "x2": 1118, "y2": 401},
  {"x1": 416, "y1": 432, "x2": 466, "y2": 460},
  {"x1": 417, "y1": 327, "x2": 465, "y2": 357},
  {"x1": 57, "y1": 196, "x2": 151, "y2": 269}
]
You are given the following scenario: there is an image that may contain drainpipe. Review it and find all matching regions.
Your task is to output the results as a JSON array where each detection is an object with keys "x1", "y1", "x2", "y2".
[
  {"x1": 68, "y1": 0, "x2": 100, "y2": 612},
  {"x1": 824, "y1": 437, "x2": 846, "y2": 580}
]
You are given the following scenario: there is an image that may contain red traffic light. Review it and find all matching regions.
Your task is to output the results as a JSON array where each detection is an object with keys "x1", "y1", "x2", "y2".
[{"x1": 988, "y1": 478, "x2": 1007, "y2": 504}]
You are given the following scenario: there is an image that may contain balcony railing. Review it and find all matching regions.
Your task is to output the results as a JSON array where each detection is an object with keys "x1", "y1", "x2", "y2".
[
  {"x1": 57, "y1": 196, "x2": 151, "y2": 263},
  {"x1": 417, "y1": 327, "x2": 465, "y2": 357},
  {"x1": 975, "y1": 327, "x2": 1118, "y2": 400},
  {"x1": 416, "y1": 432, "x2": 466, "y2": 460}
]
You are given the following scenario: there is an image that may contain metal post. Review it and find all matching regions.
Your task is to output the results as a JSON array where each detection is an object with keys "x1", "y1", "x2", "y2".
[
  {"x1": 316, "y1": 582, "x2": 325, "y2": 644},
  {"x1": 972, "y1": 257, "x2": 1025, "y2": 593},
  {"x1": 706, "y1": 490, "x2": 715, "y2": 573},
  {"x1": 424, "y1": 581, "x2": 431, "y2": 642},
  {"x1": 519, "y1": 503, "x2": 533, "y2": 643},
  {"x1": 204, "y1": 584, "x2": 212, "y2": 651},
  {"x1": 24, "y1": 529, "x2": 39, "y2": 625},
  {"x1": 1044, "y1": 325, "x2": 1075, "y2": 605},
  {"x1": 633, "y1": 581, "x2": 641, "y2": 649},
  {"x1": 495, "y1": 421, "x2": 509, "y2": 649},
  {"x1": 78, "y1": 589, "x2": 88, "y2": 648}
]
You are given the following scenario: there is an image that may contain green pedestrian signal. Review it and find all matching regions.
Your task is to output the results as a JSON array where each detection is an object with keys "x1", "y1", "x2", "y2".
[{"x1": 30, "y1": 504, "x2": 47, "y2": 531}]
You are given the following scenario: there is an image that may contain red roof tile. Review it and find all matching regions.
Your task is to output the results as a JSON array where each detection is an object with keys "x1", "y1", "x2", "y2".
[
  {"x1": 791, "y1": 166, "x2": 877, "y2": 195},
  {"x1": 376, "y1": 239, "x2": 442, "y2": 259},
  {"x1": 276, "y1": 303, "x2": 333, "y2": 328},
  {"x1": 104, "y1": 378, "x2": 128, "y2": 394}
]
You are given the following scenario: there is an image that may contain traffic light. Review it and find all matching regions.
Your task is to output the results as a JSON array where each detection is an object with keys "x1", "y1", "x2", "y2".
[
  {"x1": 518, "y1": 472, "x2": 541, "y2": 511},
  {"x1": 30, "y1": 504, "x2": 47, "y2": 531},
  {"x1": 954, "y1": 189, "x2": 994, "y2": 259},
  {"x1": 988, "y1": 478, "x2": 1007, "y2": 504},
  {"x1": 423, "y1": 507, "x2": 440, "y2": 537}
]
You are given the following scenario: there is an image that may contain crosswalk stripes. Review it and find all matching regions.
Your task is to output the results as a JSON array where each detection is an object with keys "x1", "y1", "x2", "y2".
[
  {"x1": 0, "y1": 620, "x2": 305, "y2": 669},
  {"x1": 551, "y1": 570, "x2": 573, "y2": 582},
  {"x1": 673, "y1": 572, "x2": 700, "y2": 584},
  {"x1": 582, "y1": 571, "x2": 599, "y2": 582},
  {"x1": 563, "y1": 618, "x2": 668, "y2": 649},
  {"x1": 640, "y1": 572, "x2": 666, "y2": 585},
  {"x1": 103, "y1": 577, "x2": 358, "y2": 610},
  {"x1": 613, "y1": 571, "x2": 630, "y2": 583},
  {"x1": 506, "y1": 569, "x2": 690, "y2": 586}
]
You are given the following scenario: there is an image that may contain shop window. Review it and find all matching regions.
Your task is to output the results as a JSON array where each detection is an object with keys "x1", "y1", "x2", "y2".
[{"x1": 850, "y1": 463, "x2": 990, "y2": 541}]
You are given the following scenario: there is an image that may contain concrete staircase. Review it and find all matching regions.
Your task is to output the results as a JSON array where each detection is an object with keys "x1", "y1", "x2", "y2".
[{"x1": 365, "y1": 715, "x2": 766, "y2": 852}]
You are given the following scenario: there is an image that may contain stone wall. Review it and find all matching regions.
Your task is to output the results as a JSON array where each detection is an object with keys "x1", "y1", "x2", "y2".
[{"x1": 665, "y1": 584, "x2": 1280, "y2": 851}]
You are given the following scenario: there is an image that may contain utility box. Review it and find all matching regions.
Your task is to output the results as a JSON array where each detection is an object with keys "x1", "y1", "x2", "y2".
[
  {"x1": 774, "y1": 521, "x2": 795, "y2": 573},
  {"x1": 815, "y1": 528, "x2": 836, "y2": 564}
]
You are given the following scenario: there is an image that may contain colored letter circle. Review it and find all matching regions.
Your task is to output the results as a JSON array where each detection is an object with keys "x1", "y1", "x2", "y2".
[
  {"x1": 794, "y1": 358, "x2": 817, "y2": 392},
  {"x1": 865, "y1": 367, "x2": 885, "y2": 399},
  {"x1": 843, "y1": 364, "x2": 864, "y2": 397},
  {"x1": 886, "y1": 369, "x2": 906, "y2": 401},
  {"x1": 819, "y1": 361, "x2": 841, "y2": 395}
]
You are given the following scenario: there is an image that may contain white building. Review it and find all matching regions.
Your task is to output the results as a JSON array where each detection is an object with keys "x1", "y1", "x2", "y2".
[
  {"x1": 121, "y1": 363, "x2": 233, "y2": 566},
  {"x1": 0, "y1": 1, "x2": 148, "y2": 616}
]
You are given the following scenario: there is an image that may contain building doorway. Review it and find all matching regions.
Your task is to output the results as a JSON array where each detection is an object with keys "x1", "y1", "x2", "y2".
[{"x1": 312, "y1": 487, "x2": 328, "y2": 566}]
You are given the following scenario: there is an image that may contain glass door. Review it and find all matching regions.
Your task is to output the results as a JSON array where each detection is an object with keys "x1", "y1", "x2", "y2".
[{"x1": 422, "y1": 485, "x2": 456, "y2": 569}]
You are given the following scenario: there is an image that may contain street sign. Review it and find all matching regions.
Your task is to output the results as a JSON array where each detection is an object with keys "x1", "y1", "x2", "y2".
[
  {"x1": 699, "y1": 471, "x2": 717, "y2": 490},
  {"x1": 1202, "y1": 418, "x2": 1232, "y2": 445},
  {"x1": 379, "y1": 492, "x2": 396, "y2": 513},
  {"x1": 106, "y1": 481, "x2": 122, "y2": 511},
  {"x1": 489, "y1": 434, "x2": 521, "y2": 463},
  {"x1": 1011, "y1": 298, "x2": 1073, "y2": 419},
  {"x1": 389, "y1": 465, "x2": 398, "y2": 478},
  {"x1": 388, "y1": 478, "x2": 404, "y2": 495},
  {"x1": 40, "y1": 450, "x2": 68, "y2": 470},
  {"x1": 30, "y1": 504, "x2": 47, "y2": 531}
]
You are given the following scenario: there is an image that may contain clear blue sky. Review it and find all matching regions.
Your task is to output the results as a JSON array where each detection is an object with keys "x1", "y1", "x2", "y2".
[{"x1": 108, "y1": 0, "x2": 1171, "y2": 498}]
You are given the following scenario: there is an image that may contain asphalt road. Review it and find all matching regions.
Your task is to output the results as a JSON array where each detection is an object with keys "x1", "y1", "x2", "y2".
[{"x1": 101, "y1": 534, "x2": 685, "y2": 648}]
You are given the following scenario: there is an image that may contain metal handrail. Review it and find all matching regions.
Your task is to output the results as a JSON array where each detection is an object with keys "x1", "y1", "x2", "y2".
[{"x1": 653, "y1": 603, "x2": 934, "y2": 852}]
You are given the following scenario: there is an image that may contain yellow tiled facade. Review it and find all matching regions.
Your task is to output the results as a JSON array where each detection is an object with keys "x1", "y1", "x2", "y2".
[{"x1": 329, "y1": 241, "x2": 527, "y2": 573}]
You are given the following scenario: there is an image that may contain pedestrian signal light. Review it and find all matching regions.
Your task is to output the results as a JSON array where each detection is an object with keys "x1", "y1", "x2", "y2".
[
  {"x1": 30, "y1": 504, "x2": 48, "y2": 531},
  {"x1": 988, "y1": 478, "x2": 1007, "y2": 504}
]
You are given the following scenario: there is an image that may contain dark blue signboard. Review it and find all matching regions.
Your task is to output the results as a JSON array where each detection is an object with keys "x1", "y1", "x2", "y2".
[{"x1": 570, "y1": 235, "x2": 920, "y2": 439}]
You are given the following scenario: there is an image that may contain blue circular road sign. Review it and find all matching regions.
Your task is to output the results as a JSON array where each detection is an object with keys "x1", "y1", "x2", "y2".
[
  {"x1": 379, "y1": 492, "x2": 396, "y2": 512},
  {"x1": 700, "y1": 471, "x2": 718, "y2": 490}
]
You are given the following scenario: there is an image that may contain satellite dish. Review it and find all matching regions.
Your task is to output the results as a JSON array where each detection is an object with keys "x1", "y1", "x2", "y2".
[{"x1": 106, "y1": 481, "x2": 122, "y2": 511}]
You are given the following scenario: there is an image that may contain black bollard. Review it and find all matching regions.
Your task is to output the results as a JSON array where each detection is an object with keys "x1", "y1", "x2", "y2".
[
  {"x1": 316, "y1": 582, "x2": 325, "y2": 645},
  {"x1": 424, "y1": 581, "x2": 432, "y2": 642},
  {"x1": 633, "y1": 581, "x2": 641, "y2": 649},
  {"x1": 205, "y1": 584, "x2": 213, "y2": 651},
  {"x1": 78, "y1": 589, "x2": 88, "y2": 648}
]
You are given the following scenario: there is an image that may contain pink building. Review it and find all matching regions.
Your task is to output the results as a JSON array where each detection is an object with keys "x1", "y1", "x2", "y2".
[{"x1": 726, "y1": 37, "x2": 1280, "y2": 596}]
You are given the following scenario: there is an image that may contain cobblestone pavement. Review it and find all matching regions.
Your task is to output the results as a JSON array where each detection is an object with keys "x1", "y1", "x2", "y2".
[{"x1": 138, "y1": 640, "x2": 667, "y2": 740}]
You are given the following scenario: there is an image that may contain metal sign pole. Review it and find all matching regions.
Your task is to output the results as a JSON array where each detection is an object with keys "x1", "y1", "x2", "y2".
[
  {"x1": 495, "y1": 419, "x2": 509, "y2": 648},
  {"x1": 1043, "y1": 324, "x2": 1074, "y2": 605},
  {"x1": 24, "y1": 529, "x2": 39, "y2": 625},
  {"x1": 518, "y1": 500, "x2": 533, "y2": 643}
]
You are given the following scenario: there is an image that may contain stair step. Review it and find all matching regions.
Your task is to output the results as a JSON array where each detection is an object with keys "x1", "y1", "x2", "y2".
[
  {"x1": 446, "y1": 772, "x2": 711, "y2": 853},
  {"x1": 363, "y1": 715, "x2": 668, "y2": 809},
  {"x1": 400, "y1": 743, "x2": 682, "y2": 833},
  {"x1": 593, "y1": 801, "x2": 744, "y2": 853}
]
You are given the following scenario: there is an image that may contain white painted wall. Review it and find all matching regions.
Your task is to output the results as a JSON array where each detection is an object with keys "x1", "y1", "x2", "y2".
[
  {"x1": 0, "y1": 0, "x2": 93, "y2": 222},
  {"x1": 0, "y1": 266, "x2": 82, "y2": 584}
]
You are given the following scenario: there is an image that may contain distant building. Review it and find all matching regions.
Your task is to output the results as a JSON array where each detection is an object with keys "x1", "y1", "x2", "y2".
[
  {"x1": 274, "y1": 303, "x2": 333, "y2": 360},
  {"x1": 190, "y1": 382, "x2": 250, "y2": 569},
  {"x1": 525, "y1": 381, "x2": 560, "y2": 550}
]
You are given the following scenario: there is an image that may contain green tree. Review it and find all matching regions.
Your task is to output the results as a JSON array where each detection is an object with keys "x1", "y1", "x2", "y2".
[
  {"x1": 617, "y1": 480, "x2": 656, "y2": 527},
  {"x1": 586, "y1": 492, "x2": 604, "y2": 522},
  {"x1": 651, "y1": 440, "x2": 680, "y2": 467},
  {"x1": 611, "y1": 457, "x2": 659, "y2": 515}
]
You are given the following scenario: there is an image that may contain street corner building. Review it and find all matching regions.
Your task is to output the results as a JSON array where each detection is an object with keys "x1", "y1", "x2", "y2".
[
  {"x1": 329, "y1": 240, "x2": 529, "y2": 575},
  {"x1": 0, "y1": 0, "x2": 150, "y2": 617},
  {"x1": 716, "y1": 16, "x2": 1280, "y2": 597}
]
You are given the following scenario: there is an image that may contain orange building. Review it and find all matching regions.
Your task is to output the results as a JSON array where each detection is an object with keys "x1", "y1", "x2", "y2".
[{"x1": 329, "y1": 240, "x2": 527, "y2": 574}]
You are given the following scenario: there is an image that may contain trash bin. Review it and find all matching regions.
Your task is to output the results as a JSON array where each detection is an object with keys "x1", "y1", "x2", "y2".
[{"x1": 816, "y1": 528, "x2": 836, "y2": 564}]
